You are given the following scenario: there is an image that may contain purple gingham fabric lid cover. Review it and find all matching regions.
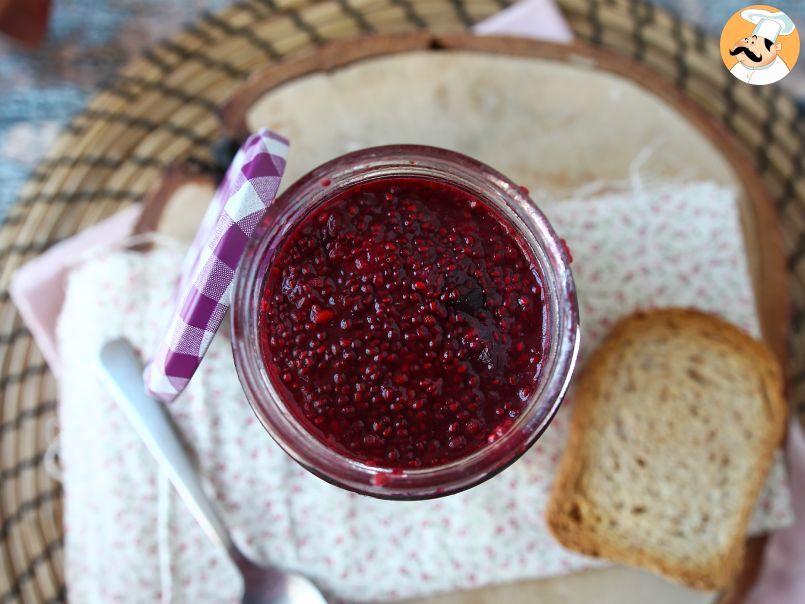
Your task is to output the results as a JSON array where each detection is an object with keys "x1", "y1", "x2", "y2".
[{"x1": 144, "y1": 129, "x2": 289, "y2": 402}]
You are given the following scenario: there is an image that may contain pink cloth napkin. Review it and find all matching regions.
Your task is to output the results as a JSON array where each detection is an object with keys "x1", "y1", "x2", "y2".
[
  {"x1": 747, "y1": 419, "x2": 805, "y2": 604},
  {"x1": 9, "y1": 204, "x2": 142, "y2": 376},
  {"x1": 473, "y1": 0, "x2": 573, "y2": 42}
]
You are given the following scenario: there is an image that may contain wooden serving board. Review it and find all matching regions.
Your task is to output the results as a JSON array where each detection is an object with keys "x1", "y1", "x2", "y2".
[
  {"x1": 220, "y1": 33, "x2": 789, "y2": 369},
  {"x1": 142, "y1": 33, "x2": 789, "y2": 604}
]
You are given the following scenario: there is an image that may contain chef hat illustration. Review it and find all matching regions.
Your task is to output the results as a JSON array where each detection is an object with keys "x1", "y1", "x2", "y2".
[{"x1": 741, "y1": 8, "x2": 796, "y2": 43}]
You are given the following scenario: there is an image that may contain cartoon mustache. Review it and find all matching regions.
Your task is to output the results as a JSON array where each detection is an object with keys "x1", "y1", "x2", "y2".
[{"x1": 730, "y1": 46, "x2": 763, "y2": 63}]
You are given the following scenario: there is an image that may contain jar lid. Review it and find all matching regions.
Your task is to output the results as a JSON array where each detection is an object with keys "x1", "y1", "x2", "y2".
[{"x1": 144, "y1": 129, "x2": 289, "y2": 402}]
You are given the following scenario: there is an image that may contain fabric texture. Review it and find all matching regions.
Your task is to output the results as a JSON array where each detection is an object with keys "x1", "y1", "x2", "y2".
[
  {"x1": 58, "y1": 182, "x2": 792, "y2": 603},
  {"x1": 746, "y1": 419, "x2": 805, "y2": 604},
  {"x1": 143, "y1": 129, "x2": 288, "y2": 403}
]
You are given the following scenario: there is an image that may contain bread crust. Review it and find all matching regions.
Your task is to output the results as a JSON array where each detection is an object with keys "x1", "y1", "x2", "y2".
[{"x1": 545, "y1": 308, "x2": 787, "y2": 591}]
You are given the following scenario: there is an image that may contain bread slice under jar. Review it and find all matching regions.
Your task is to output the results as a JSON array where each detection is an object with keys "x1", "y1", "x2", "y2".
[{"x1": 546, "y1": 308, "x2": 787, "y2": 590}]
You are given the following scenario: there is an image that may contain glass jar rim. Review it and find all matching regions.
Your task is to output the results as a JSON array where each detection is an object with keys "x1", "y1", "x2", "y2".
[{"x1": 231, "y1": 144, "x2": 579, "y2": 499}]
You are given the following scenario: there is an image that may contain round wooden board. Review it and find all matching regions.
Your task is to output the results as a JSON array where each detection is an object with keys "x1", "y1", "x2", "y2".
[
  {"x1": 222, "y1": 33, "x2": 789, "y2": 368},
  {"x1": 214, "y1": 33, "x2": 789, "y2": 603}
]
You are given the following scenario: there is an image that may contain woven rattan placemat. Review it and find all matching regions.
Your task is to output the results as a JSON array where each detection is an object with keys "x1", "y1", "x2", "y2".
[{"x1": 0, "y1": 0, "x2": 803, "y2": 601}]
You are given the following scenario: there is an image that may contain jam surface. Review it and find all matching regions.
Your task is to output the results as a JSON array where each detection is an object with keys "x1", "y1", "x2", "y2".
[{"x1": 259, "y1": 177, "x2": 546, "y2": 468}]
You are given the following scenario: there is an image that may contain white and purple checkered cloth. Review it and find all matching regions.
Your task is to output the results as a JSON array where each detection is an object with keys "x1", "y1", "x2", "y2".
[{"x1": 144, "y1": 129, "x2": 289, "y2": 403}]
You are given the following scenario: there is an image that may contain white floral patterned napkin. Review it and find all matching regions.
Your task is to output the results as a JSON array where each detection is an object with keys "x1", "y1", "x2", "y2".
[{"x1": 58, "y1": 182, "x2": 792, "y2": 603}]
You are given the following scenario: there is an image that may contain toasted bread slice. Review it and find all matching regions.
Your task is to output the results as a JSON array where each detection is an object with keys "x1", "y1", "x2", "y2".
[{"x1": 546, "y1": 309, "x2": 786, "y2": 590}]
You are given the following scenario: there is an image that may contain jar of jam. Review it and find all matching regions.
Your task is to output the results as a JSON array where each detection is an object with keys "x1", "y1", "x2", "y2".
[{"x1": 231, "y1": 145, "x2": 578, "y2": 499}]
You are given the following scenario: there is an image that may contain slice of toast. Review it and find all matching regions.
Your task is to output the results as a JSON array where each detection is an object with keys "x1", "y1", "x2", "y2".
[{"x1": 546, "y1": 309, "x2": 786, "y2": 591}]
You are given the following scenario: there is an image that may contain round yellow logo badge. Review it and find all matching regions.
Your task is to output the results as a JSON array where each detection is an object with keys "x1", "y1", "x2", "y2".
[{"x1": 720, "y1": 5, "x2": 799, "y2": 85}]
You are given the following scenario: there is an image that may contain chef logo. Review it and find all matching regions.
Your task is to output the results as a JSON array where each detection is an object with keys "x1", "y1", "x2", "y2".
[{"x1": 720, "y1": 5, "x2": 799, "y2": 85}]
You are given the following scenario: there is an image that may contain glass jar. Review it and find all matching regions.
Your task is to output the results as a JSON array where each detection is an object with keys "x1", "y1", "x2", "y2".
[{"x1": 231, "y1": 145, "x2": 579, "y2": 499}]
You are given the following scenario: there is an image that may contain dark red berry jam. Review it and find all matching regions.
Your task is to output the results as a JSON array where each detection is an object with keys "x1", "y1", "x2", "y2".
[{"x1": 259, "y1": 177, "x2": 546, "y2": 468}]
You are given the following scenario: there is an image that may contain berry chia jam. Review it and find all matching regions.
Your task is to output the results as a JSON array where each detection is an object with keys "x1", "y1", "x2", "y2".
[
  {"x1": 259, "y1": 177, "x2": 546, "y2": 469},
  {"x1": 232, "y1": 146, "x2": 578, "y2": 498}
]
